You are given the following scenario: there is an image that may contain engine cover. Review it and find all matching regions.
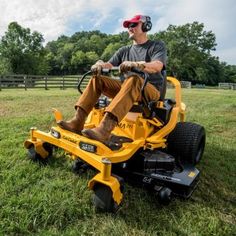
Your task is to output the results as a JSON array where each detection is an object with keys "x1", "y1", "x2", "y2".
[{"x1": 141, "y1": 150, "x2": 175, "y2": 173}]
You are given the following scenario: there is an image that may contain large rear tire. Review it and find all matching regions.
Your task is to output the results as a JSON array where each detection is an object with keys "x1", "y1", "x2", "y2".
[{"x1": 167, "y1": 122, "x2": 205, "y2": 165}]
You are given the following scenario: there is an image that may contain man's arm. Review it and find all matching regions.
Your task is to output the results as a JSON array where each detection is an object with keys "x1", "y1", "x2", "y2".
[
  {"x1": 102, "y1": 60, "x2": 164, "y2": 73},
  {"x1": 120, "y1": 60, "x2": 164, "y2": 74},
  {"x1": 101, "y1": 62, "x2": 113, "y2": 69},
  {"x1": 142, "y1": 60, "x2": 164, "y2": 73},
  {"x1": 144, "y1": 40, "x2": 166, "y2": 73}
]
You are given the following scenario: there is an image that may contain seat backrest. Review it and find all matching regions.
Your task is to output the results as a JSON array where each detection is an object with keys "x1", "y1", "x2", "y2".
[{"x1": 128, "y1": 69, "x2": 167, "y2": 117}]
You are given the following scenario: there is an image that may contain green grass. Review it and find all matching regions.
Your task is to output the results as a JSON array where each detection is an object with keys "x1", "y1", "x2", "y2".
[{"x1": 0, "y1": 88, "x2": 235, "y2": 235}]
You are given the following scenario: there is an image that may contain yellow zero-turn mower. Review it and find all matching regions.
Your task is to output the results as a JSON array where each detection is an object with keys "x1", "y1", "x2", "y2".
[{"x1": 24, "y1": 68, "x2": 206, "y2": 212}]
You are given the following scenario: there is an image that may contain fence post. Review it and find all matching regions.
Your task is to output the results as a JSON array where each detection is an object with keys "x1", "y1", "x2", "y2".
[
  {"x1": 24, "y1": 75, "x2": 27, "y2": 91},
  {"x1": 0, "y1": 76, "x2": 2, "y2": 91},
  {"x1": 45, "y1": 77, "x2": 48, "y2": 90},
  {"x1": 62, "y1": 76, "x2": 65, "y2": 90}
]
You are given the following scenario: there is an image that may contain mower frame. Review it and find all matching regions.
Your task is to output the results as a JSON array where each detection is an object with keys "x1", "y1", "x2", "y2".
[{"x1": 24, "y1": 69, "x2": 205, "y2": 211}]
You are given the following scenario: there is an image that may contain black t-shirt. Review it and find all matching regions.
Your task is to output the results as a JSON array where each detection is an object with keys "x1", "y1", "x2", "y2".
[{"x1": 108, "y1": 40, "x2": 167, "y2": 91}]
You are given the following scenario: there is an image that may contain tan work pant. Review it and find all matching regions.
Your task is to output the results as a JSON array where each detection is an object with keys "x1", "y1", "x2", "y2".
[{"x1": 75, "y1": 75, "x2": 160, "y2": 122}]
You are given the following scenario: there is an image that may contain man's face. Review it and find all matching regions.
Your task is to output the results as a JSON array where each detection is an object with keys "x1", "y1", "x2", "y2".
[{"x1": 127, "y1": 22, "x2": 144, "y2": 40}]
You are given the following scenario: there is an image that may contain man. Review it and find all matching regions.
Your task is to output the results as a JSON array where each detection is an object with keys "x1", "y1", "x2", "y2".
[{"x1": 58, "y1": 14, "x2": 167, "y2": 143}]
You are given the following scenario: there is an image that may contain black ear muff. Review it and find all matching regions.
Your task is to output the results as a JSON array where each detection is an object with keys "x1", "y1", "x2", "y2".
[{"x1": 141, "y1": 16, "x2": 152, "y2": 32}]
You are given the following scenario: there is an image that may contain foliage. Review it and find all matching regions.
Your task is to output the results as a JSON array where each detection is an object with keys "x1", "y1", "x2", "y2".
[
  {"x1": 0, "y1": 57, "x2": 12, "y2": 75},
  {"x1": 101, "y1": 42, "x2": 123, "y2": 62},
  {"x1": 44, "y1": 30, "x2": 130, "y2": 74},
  {"x1": 1, "y1": 21, "x2": 236, "y2": 84},
  {"x1": 152, "y1": 22, "x2": 215, "y2": 83},
  {"x1": 0, "y1": 22, "x2": 49, "y2": 75},
  {"x1": 223, "y1": 64, "x2": 236, "y2": 83},
  {"x1": 0, "y1": 88, "x2": 235, "y2": 235}
]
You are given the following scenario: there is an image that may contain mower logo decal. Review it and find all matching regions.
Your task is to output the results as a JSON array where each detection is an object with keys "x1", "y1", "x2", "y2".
[
  {"x1": 188, "y1": 171, "x2": 196, "y2": 178},
  {"x1": 117, "y1": 123, "x2": 133, "y2": 129},
  {"x1": 151, "y1": 173, "x2": 181, "y2": 182},
  {"x1": 62, "y1": 135, "x2": 77, "y2": 144},
  {"x1": 143, "y1": 177, "x2": 152, "y2": 184},
  {"x1": 79, "y1": 142, "x2": 97, "y2": 153}
]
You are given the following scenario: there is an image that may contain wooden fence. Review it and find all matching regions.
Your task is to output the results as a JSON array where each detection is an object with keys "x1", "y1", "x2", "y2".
[
  {"x1": 180, "y1": 80, "x2": 192, "y2": 88},
  {"x1": 1, "y1": 75, "x2": 235, "y2": 91},
  {"x1": 0, "y1": 74, "x2": 89, "y2": 91},
  {"x1": 218, "y1": 82, "x2": 236, "y2": 90}
]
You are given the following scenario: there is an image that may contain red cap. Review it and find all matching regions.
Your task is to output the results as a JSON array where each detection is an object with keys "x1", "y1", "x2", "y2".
[{"x1": 123, "y1": 15, "x2": 144, "y2": 28}]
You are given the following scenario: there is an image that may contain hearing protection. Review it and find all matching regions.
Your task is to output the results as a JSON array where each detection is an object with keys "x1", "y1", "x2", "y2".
[{"x1": 141, "y1": 15, "x2": 152, "y2": 32}]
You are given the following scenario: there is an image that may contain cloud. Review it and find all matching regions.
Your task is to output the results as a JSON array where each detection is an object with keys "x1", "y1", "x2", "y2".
[
  {"x1": 151, "y1": 0, "x2": 236, "y2": 64},
  {"x1": 0, "y1": 0, "x2": 88, "y2": 41},
  {"x1": 0, "y1": 0, "x2": 235, "y2": 64}
]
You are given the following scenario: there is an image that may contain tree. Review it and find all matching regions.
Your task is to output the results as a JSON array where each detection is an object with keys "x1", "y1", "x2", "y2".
[
  {"x1": 43, "y1": 23, "x2": 234, "y2": 84},
  {"x1": 71, "y1": 50, "x2": 88, "y2": 73},
  {"x1": 86, "y1": 51, "x2": 99, "y2": 67},
  {"x1": 0, "y1": 22, "x2": 49, "y2": 75},
  {"x1": 57, "y1": 43, "x2": 74, "y2": 74},
  {"x1": 154, "y1": 22, "x2": 217, "y2": 82},
  {"x1": 101, "y1": 42, "x2": 123, "y2": 61},
  {"x1": 223, "y1": 64, "x2": 236, "y2": 83},
  {"x1": 0, "y1": 57, "x2": 12, "y2": 75},
  {"x1": 87, "y1": 35, "x2": 106, "y2": 55},
  {"x1": 71, "y1": 50, "x2": 99, "y2": 73}
]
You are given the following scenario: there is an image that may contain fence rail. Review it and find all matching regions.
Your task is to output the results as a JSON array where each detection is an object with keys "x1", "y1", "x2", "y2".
[
  {"x1": 218, "y1": 82, "x2": 236, "y2": 90},
  {"x1": 1, "y1": 75, "x2": 235, "y2": 91},
  {"x1": 0, "y1": 75, "x2": 89, "y2": 91},
  {"x1": 180, "y1": 80, "x2": 192, "y2": 88}
]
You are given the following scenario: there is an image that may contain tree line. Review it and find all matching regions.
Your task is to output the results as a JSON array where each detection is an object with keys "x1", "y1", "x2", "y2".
[{"x1": 0, "y1": 21, "x2": 235, "y2": 85}]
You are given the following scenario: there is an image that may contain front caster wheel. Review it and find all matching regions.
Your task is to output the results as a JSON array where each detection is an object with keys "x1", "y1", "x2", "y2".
[
  {"x1": 93, "y1": 184, "x2": 118, "y2": 213},
  {"x1": 158, "y1": 187, "x2": 172, "y2": 205},
  {"x1": 28, "y1": 143, "x2": 53, "y2": 164},
  {"x1": 72, "y1": 159, "x2": 89, "y2": 174}
]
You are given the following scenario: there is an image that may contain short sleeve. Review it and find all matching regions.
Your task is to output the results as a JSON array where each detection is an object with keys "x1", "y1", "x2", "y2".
[
  {"x1": 108, "y1": 46, "x2": 129, "y2": 66},
  {"x1": 151, "y1": 41, "x2": 167, "y2": 68}
]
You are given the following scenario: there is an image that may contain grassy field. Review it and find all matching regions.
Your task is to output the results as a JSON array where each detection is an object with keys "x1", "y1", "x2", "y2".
[{"x1": 0, "y1": 88, "x2": 235, "y2": 235}]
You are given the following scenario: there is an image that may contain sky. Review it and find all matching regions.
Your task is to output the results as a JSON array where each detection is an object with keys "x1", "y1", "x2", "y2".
[{"x1": 0, "y1": 0, "x2": 235, "y2": 65}]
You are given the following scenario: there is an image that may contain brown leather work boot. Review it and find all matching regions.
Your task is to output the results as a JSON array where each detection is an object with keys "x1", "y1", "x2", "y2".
[
  {"x1": 82, "y1": 112, "x2": 117, "y2": 142},
  {"x1": 57, "y1": 107, "x2": 87, "y2": 134}
]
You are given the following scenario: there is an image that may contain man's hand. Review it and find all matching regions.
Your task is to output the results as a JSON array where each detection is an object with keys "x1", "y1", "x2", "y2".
[
  {"x1": 91, "y1": 60, "x2": 104, "y2": 76},
  {"x1": 120, "y1": 61, "x2": 145, "y2": 73}
]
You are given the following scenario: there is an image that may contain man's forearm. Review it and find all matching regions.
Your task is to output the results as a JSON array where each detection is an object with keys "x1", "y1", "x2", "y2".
[
  {"x1": 102, "y1": 62, "x2": 113, "y2": 69},
  {"x1": 142, "y1": 60, "x2": 164, "y2": 73}
]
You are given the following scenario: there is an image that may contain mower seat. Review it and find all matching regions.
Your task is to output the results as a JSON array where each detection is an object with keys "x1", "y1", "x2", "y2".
[
  {"x1": 129, "y1": 70, "x2": 175, "y2": 123},
  {"x1": 129, "y1": 99, "x2": 175, "y2": 124},
  {"x1": 95, "y1": 70, "x2": 172, "y2": 123}
]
